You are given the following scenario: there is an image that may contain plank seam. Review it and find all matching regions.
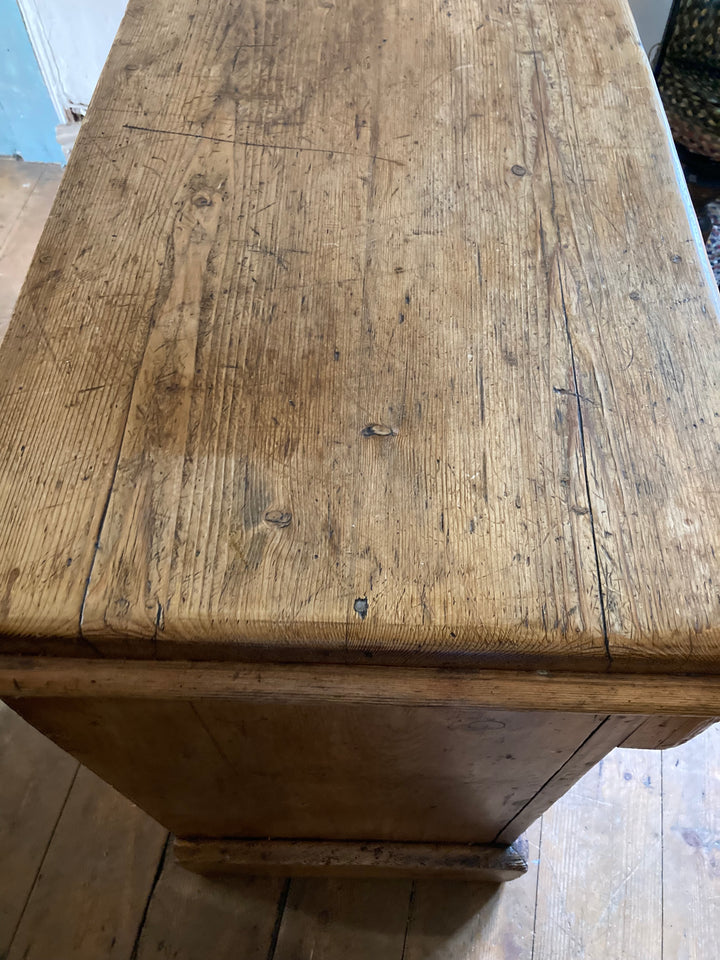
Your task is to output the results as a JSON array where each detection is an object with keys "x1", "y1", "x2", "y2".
[
  {"x1": 399, "y1": 880, "x2": 416, "y2": 960},
  {"x1": 265, "y1": 877, "x2": 291, "y2": 960},
  {"x1": 530, "y1": 816, "x2": 543, "y2": 960},
  {"x1": 6, "y1": 762, "x2": 80, "y2": 954},
  {"x1": 129, "y1": 831, "x2": 171, "y2": 960},
  {"x1": 492, "y1": 715, "x2": 613, "y2": 843}
]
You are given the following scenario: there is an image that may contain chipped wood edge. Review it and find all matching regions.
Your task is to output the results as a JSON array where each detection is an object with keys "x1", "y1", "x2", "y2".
[
  {"x1": 173, "y1": 836, "x2": 529, "y2": 881},
  {"x1": 1, "y1": 656, "x2": 720, "y2": 717}
]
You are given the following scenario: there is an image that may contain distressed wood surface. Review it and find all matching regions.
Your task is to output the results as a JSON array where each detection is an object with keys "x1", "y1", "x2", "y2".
[
  {"x1": 532, "y1": 749, "x2": 663, "y2": 960},
  {"x1": 5, "y1": 694, "x2": 605, "y2": 842},
  {"x1": 0, "y1": 0, "x2": 717, "y2": 672},
  {"x1": 1, "y1": 701, "x2": 718, "y2": 957},
  {"x1": 174, "y1": 838, "x2": 528, "y2": 881},
  {"x1": 661, "y1": 724, "x2": 720, "y2": 958},
  {"x1": 4, "y1": 655, "x2": 720, "y2": 717}
]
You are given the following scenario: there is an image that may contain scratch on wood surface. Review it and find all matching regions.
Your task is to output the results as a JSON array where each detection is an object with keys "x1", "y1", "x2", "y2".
[{"x1": 121, "y1": 124, "x2": 406, "y2": 167}]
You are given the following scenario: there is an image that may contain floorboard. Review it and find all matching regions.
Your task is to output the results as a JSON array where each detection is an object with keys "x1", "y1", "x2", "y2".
[{"x1": 0, "y1": 158, "x2": 63, "y2": 341}]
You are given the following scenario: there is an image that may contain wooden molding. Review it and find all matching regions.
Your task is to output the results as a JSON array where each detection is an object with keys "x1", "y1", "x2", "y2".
[
  {"x1": 173, "y1": 837, "x2": 528, "y2": 881},
  {"x1": 2, "y1": 656, "x2": 720, "y2": 717}
]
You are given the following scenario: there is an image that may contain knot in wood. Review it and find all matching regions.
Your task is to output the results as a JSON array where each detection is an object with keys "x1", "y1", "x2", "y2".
[
  {"x1": 361, "y1": 424, "x2": 394, "y2": 437},
  {"x1": 264, "y1": 509, "x2": 292, "y2": 528}
]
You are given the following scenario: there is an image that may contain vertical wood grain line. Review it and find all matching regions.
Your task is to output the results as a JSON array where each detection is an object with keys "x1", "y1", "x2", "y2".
[{"x1": 526, "y1": 0, "x2": 611, "y2": 665}]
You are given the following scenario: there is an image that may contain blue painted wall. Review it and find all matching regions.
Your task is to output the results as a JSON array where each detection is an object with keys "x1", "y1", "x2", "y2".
[{"x1": 0, "y1": 0, "x2": 63, "y2": 163}]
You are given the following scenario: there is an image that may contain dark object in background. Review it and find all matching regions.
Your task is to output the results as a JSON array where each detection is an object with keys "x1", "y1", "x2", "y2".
[
  {"x1": 655, "y1": 0, "x2": 720, "y2": 281},
  {"x1": 655, "y1": 0, "x2": 720, "y2": 163}
]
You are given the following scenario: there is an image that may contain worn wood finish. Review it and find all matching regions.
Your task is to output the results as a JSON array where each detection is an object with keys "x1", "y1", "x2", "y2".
[
  {"x1": 0, "y1": 0, "x2": 717, "y2": 673},
  {"x1": 0, "y1": 704, "x2": 77, "y2": 956},
  {"x1": 494, "y1": 714, "x2": 641, "y2": 844},
  {"x1": 0, "y1": 161, "x2": 63, "y2": 343},
  {"x1": 175, "y1": 838, "x2": 528, "y2": 881},
  {"x1": 6, "y1": 766, "x2": 167, "y2": 960},
  {"x1": 621, "y1": 715, "x2": 717, "y2": 749},
  {"x1": 4, "y1": 656, "x2": 720, "y2": 718},
  {"x1": 3, "y1": 695, "x2": 608, "y2": 843},
  {"x1": 1, "y1": 0, "x2": 719, "y2": 887},
  {"x1": 661, "y1": 725, "x2": 720, "y2": 958},
  {"x1": 1, "y1": 701, "x2": 719, "y2": 956},
  {"x1": 532, "y1": 749, "x2": 663, "y2": 959}
]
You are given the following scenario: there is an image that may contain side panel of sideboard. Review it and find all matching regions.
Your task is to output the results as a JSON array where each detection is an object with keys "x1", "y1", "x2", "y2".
[{"x1": 3, "y1": 696, "x2": 632, "y2": 844}]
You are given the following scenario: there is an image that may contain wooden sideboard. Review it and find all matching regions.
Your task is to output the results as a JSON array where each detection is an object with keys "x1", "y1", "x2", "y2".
[{"x1": 1, "y1": 0, "x2": 719, "y2": 880}]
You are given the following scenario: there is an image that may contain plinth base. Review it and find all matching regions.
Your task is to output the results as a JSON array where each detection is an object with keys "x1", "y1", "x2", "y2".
[{"x1": 174, "y1": 836, "x2": 529, "y2": 881}]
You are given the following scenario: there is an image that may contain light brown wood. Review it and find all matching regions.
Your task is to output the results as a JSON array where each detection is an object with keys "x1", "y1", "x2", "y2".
[
  {"x1": 533, "y1": 749, "x2": 663, "y2": 959},
  {"x1": 661, "y1": 724, "x2": 720, "y2": 959},
  {"x1": 4, "y1": 695, "x2": 608, "y2": 843},
  {"x1": 0, "y1": 161, "x2": 63, "y2": 343},
  {"x1": 494, "y1": 714, "x2": 641, "y2": 844},
  {"x1": 0, "y1": 704, "x2": 77, "y2": 955},
  {"x1": 6, "y1": 765, "x2": 167, "y2": 960},
  {"x1": 0, "y1": 0, "x2": 717, "y2": 675},
  {"x1": 175, "y1": 838, "x2": 528, "y2": 881},
  {"x1": 4, "y1": 655, "x2": 720, "y2": 717},
  {"x1": 1, "y1": 700, "x2": 719, "y2": 956},
  {"x1": 134, "y1": 847, "x2": 286, "y2": 960}
]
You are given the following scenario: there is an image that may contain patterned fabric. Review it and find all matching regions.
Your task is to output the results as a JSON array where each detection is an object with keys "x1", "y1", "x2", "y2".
[
  {"x1": 703, "y1": 201, "x2": 720, "y2": 283},
  {"x1": 656, "y1": 0, "x2": 720, "y2": 161}
]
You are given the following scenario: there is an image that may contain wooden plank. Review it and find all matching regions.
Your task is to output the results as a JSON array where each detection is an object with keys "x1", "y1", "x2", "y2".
[
  {"x1": 0, "y1": 703, "x2": 77, "y2": 956},
  {"x1": 525, "y1": 0, "x2": 720, "y2": 671},
  {"x1": 134, "y1": 845, "x2": 286, "y2": 960},
  {"x1": 7, "y1": 765, "x2": 167, "y2": 960},
  {"x1": 662, "y1": 723, "x2": 720, "y2": 959},
  {"x1": 0, "y1": 0, "x2": 715, "y2": 675},
  {"x1": 622, "y1": 716, "x2": 717, "y2": 750},
  {"x1": 273, "y1": 876, "x2": 411, "y2": 960},
  {"x1": 402, "y1": 822, "x2": 541, "y2": 960},
  {"x1": 6, "y1": 694, "x2": 604, "y2": 842},
  {"x1": 4, "y1": 656, "x2": 720, "y2": 717},
  {"x1": 532, "y1": 748, "x2": 662, "y2": 960},
  {"x1": 0, "y1": 163, "x2": 62, "y2": 341},
  {"x1": 495, "y1": 715, "x2": 641, "y2": 843},
  {"x1": 174, "y1": 837, "x2": 528, "y2": 881}
]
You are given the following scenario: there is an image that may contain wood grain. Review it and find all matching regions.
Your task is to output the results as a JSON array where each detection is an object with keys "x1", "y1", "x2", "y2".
[
  {"x1": 272, "y1": 877, "x2": 411, "y2": 960},
  {"x1": 532, "y1": 749, "x2": 662, "y2": 960},
  {"x1": 621, "y1": 716, "x2": 717, "y2": 750},
  {"x1": 661, "y1": 724, "x2": 720, "y2": 959},
  {"x1": 6, "y1": 765, "x2": 167, "y2": 960},
  {"x1": 175, "y1": 838, "x2": 528, "y2": 881},
  {"x1": 0, "y1": 162, "x2": 63, "y2": 343},
  {"x1": 134, "y1": 847, "x2": 286, "y2": 960},
  {"x1": 5, "y1": 694, "x2": 604, "y2": 842},
  {"x1": 403, "y1": 822, "x2": 541, "y2": 960},
  {"x1": 0, "y1": 0, "x2": 716, "y2": 673},
  {"x1": 0, "y1": 704, "x2": 77, "y2": 956},
  {"x1": 4, "y1": 656, "x2": 720, "y2": 717}
]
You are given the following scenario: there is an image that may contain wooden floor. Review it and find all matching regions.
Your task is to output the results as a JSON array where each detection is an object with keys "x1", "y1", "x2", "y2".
[{"x1": 1, "y1": 155, "x2": 720, "y2": 959}]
